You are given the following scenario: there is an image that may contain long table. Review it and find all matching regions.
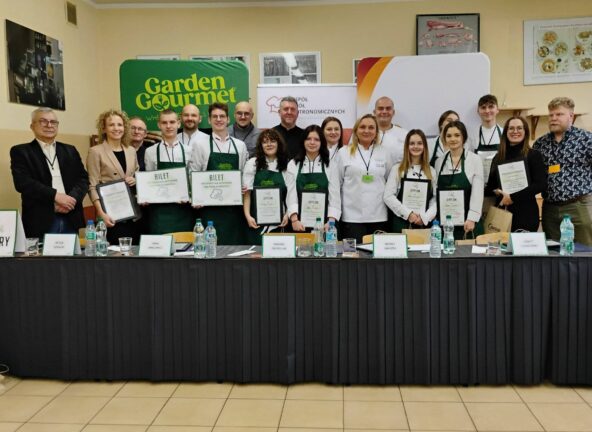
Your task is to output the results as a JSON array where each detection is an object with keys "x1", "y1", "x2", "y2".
[{"x1": 0, "y1": 247, "x2": 590, "y2": 385}]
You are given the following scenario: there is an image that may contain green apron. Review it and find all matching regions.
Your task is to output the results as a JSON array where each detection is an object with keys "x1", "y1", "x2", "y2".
[
  {"x1": 430, "y1": 137, "x2": 443, "y2": 168},
  {"x1": 390, "y1": 170, "x2": 433, "y2": 233},
  {"x1": 200, "y1": 136, "x2": 246, "y2": 245},
  {"x1": 245, "y1": 168, "x2": 287, "y2": 245},
  {"x1": 296, "y1": 159, "x2": 329, "y2": 228},
  {"x1": 149, "y1": 142, "x2": 194, "y2": 234},
  {"x1": 437, "y1": 152, "x2": 484, "y2": 240},
  {"x1": 476, "y1": 125, "x2": 502, "y2": 154}
]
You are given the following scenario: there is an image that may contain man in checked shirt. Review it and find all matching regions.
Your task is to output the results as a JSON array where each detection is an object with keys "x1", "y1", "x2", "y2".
[{"x1": 534, "y1": 97, "x2": 592, "y2": 245}]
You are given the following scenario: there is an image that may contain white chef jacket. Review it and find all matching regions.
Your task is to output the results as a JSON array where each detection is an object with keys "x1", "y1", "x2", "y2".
[
  {"x1": 188, "y1": 133, "x2": 248, "y2": 173},
  {"x1": 242, "y1": 157, "x2": 289, "y2": 190},
  {"x1": 379, "y1": 125, "x2": 408, "y2": 165},
  {"x1": 144, "y1": 140, "x2": 190, "y2": 172},
  {"x1": 383, "y1": 164, "x2": 438, "y2": 226},
  {"x1": 434, "y1": 149, "x2": 484, "y2": 223},
  {"x1": 328, "y1": 144, "x2": 394, "y2": 223}
]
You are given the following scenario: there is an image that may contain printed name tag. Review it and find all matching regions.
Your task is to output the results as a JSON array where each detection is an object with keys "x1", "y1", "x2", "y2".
[
  {"x1": 262, "y1": 235, "x2": 296, "y2": 258},
  {"x1": 42, "y1": 234, "x2": 81, "y2": 256},
  {"x1": 139, "y1": 235, "x2": 174, "y2": 257},
  {"x1": 362, "y1": 174, "x2": 374, "y2": 183}
]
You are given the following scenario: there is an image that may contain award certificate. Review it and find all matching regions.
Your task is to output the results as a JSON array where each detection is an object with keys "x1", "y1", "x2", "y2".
[
  {"x1": 191, "y1": 171, "x2": 242, "y2": 206},
  {"x1": 401, "y1": 179, "x2": 429, "y2": 214},
  {"x1": 254, "y1": 187, "x2": 282, "y2": 225},
  {"x1": 300, "y1": 192, "x2": 326, "y2": 228},
  {"x1": 97, "y1": 180, "x2": 137, "y2": 222},
  {"x1": 438, "y1": 189, "x2": 465, "y2": 226},
  {"x1": 498, "y1": 160, "x2": 529, "y2": 195},
  {"x1": 136, "y1": 168, "x2": 189, "y2": 204},
  {"x1": 477, "y1": 151, "x2": 497, "y2": 183}
]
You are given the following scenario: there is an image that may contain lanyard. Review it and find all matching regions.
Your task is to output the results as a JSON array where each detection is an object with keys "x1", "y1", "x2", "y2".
[
  {"x1": 411, "y1": 166, "x2": 423, "y2": 179},
  {"x1": 41, "y1": 145, "x2": 57, "y2": 170},
  {"x1": 213, "y1": 136, "x2": 235, "y2": 154},
  {"x1": 357, "y1": 145, "x2": 374, "y2": 174},
  {"x1": 163, "y1": 143, "x2": 176, "y2": 162},
  {"x1": 305, "y1": 155, "x2": 319, "y2": 173},
  {"x1": 479, "y1": 125, "x2": 501, "y2": 145},
  {"x1": 444, "y1": 152, "x2": 464, "y2": 186}
]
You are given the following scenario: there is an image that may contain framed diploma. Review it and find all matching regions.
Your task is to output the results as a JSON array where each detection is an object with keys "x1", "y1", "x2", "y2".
[
  {"x1": 401, "y1": 179, "x2": 429, "y2": 214},
  {"x1": 438, "y1": 189, "x2": 465, "y2": 226},
  {"x1": 253, "y1": 187, "x2": 282, "y2": 225},
  {"x1": 97, "y1": 180, "x2": 137, "y2": 222},
  {"x1": 300, "y1": 191, "x2": 326, "y2": 228},
  {"x1": 136, "y1": 168, "x2": 190, "y2": 204},
  {"x1": 477, "y1": 150, "x2": 497, "y2": 183},
  {"x1": 498, "y1": 160, "x2": 529, "y2": 195},
  {"x1": 191, "y1": 170, "x2": 242, "y2": 207}
]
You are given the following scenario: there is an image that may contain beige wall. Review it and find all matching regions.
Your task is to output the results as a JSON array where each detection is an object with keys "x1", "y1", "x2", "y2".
[{"x1": 1, "y1": 0, "x2": 591, "y2": 210}]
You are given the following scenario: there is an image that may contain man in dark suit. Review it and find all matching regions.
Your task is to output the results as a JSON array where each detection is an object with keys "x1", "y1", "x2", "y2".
[
  {"x1": 273, "y1": 96, "x2": 304, "y2": 159},
  {"x1": 10, "y1": 108, "x2": 89, "y2": 238}
]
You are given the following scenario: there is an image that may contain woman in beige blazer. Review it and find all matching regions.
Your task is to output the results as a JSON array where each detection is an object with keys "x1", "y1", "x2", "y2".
[{"x1": 87, "y1": 109, "x2": 140, "y2": 244}]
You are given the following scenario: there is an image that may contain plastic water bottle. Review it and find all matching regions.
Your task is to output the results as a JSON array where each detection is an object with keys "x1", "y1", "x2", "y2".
[
  {"x1": 325, "y1": 221, "x2": 338, "y2": 257},
  {"x1": 84, "y1": 219, "x2": 96, "y2": 257},
  {"x1": 443, "y1": 215, "x2": 455, "y2": 255},
  {"x1": 193, "y1": 218, "x2": 206, "y2": 258},
  {"x1": 95, "y1": 217, "x2": 108, "y2": 256},
  {"x1": 205, "y1": 221, "x2": 217, "y2": 258},
  {"x1": 430, "y1": 220, "x2": 442, "y2": 258},
  {"x1": 559, "y1": 214, "x2": 575, "y2": 256},
  {"x1": 313, "y1": 217, "x2": 325, "y2": 257}
]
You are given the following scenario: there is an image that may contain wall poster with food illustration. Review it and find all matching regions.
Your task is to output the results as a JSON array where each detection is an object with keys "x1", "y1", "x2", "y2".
[
  {"x1": 524, "y1": 17, "x2": 592, "y2": 85},
  {"x1": 416, "y1": 14, "x2": 480, "y2": 55}
]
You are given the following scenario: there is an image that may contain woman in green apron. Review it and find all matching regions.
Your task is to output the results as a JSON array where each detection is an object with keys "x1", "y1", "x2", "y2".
[
  {"x1": 243, "y1": 129, "x2": 290, "y2": 245},
  {"x1": 286, "y1": 125, "x2": 331, "y2": 232},
  {"x1": 435, "y1": 120, "x2": 485, "y2": 240},
  {"x1": 428, "y1": 110, "x2": 459, "y2": 168},
  {"x1": 190, "y1": 102, "x2": 249, "y2": 245},
  {"x1": 143, "y1": 110, "x2": 194, "y2": 234},
  {"x1": 384, "y1": 129, "x2": 437, "y2": 232}
]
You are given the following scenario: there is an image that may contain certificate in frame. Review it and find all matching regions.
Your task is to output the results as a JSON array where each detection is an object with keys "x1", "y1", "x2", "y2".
[
  {"x1": 253, "y1": 186, "x2": 282, "y2": 226},
  {"x1": 401, "y1": 178, "x2": 430, "y2": 214},
  {"x1": 437, "y1": 188, "x2": 466, "y2": 226},
  {"x1": 96, "y1": 179, "x2": 138, "y2": 223}
]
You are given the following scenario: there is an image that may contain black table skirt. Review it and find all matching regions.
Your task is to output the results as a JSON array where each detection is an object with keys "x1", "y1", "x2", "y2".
[{"x1": 0, "y1": 250, "x2": 589, "y2": 385}]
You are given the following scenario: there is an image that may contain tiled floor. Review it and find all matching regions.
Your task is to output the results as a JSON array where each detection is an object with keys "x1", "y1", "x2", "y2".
[{"x1": 1, "y1": 375, "x2": 592, "y2": 431}]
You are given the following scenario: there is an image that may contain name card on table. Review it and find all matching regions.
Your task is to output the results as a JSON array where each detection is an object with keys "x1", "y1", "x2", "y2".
[
  {"x1": 373, "y1": 234, "x2": 408, "y2": 258},
  {"x1": 509, "y1": 232, "x2": 548, "y2": 256},
  {"x1": 262, "y1": 234, "x2": 296, "y2": 258},
  {"x1": 0, "y1": 210, "x2": 26, "y2": 256},
  {"x1": 42, "y1": 234, "x2": 81, "y2": 256},
  {"x1": 139, "y1": 235, "x2": 174, "y2": 257}
]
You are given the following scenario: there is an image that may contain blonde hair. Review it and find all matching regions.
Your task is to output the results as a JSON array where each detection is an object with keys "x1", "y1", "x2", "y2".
[
  {"x1": 349, "y1": 114, "x2": 379, "y2": 156},
  {"x1": 96, "y1": 109, "x2": 131, "y2": 146},
  {"x1": 548, "y1": 97, "x2": 575, "y2": 111},
  {"x1": 398, "y1": 129, "x2": 432, "y2": 180}
]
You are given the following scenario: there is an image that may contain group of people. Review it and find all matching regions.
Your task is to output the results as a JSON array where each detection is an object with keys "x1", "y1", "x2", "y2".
[{"x1": 10, "y1": 94, "x2": 592, "y2": 248}]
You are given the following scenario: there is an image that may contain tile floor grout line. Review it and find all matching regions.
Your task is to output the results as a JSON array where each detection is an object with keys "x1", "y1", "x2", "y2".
[
  {"x1": 11, "y1": 379, "x2": 72, "y2": 428},
  {"x1": 398, "y1": 385, "x2": 412, "y2": 431},
  {"x1": 459, "y1": 388, "x2": 481, "y2": 432},
  {"x1": 274, "y1": 384, "x2": 288, "y2": 432},
  {"x1": 144, "y1": 381, "x2": 181, "y2": 430},
  {"x1": 83, "y1": 380, "x2": 129, "y2": 430},
  {"x1": 211, "y1": 382, "x2": 234, "y2": 429},
  {"x1": 513, "y1": 384, "x2": 548, "y2": 432}
]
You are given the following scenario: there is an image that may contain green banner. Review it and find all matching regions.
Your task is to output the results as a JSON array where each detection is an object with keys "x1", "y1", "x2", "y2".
[{"x1": 120, "y1": 60, "x2": 249, "y2": 130}]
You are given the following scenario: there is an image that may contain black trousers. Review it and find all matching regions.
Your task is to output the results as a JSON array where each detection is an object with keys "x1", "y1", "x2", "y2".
[{"x1": 339, "y1": 221, "x2": 388, "y2": 243}]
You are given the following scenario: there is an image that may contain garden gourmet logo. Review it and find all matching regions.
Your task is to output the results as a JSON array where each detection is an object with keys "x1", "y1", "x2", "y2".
[
  {"x1": 135, "y1": 73, "x2": 238, "y2": 111},
  {"x1": 303, "y1": 183, "x2": 319, "y2": 191}
]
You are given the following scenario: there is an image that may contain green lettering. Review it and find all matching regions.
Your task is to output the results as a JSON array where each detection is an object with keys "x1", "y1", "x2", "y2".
[
  {"x1": 217, "y1": 89, "x2": 229, "y2": 103},
  {"x1": 145, "y1": 77, "x2": 160, "y2": 94},
  {"x1": 198, "y1": 77, "x2": 210, "y2": 90},
  {"x1": 185, "y1": 73, "x2": 199, "y2": 91},
  {"x1": 136, "y1": 93, "x2": 151, "y2": 110},
  {"x1": 228, "y1": 87, "x2": 237, "y2": 103},
  {"x1": 211, "y1": 76, "x2": 224, "y2": 90}
]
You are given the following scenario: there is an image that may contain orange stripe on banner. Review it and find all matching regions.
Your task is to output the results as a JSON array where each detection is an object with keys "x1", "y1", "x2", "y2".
[{"x1": 358, "y1": 57, "x2": 393, "y2": 107}]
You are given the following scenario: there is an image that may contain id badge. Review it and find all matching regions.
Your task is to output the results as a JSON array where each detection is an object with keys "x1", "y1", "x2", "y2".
[
  {"x1": 548, "y1": 164, "x2": 560, "y2": 174},
  {"x1": 362, "y1": 174, "x2": 374, "y2": 183}
]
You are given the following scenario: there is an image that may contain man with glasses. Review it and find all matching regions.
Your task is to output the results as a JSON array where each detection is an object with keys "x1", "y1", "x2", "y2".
[
  {"x1": 129, "y1": 116, "x2": 154, "y2": 171},
  {"x1": 10, "y1": 107, "x2": 89, "y2": 238},
  {"x1": 229, "y1": 101, "x2": 261, "y2": 157}
]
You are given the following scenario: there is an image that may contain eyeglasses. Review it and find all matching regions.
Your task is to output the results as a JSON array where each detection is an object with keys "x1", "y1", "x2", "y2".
[
  {"x1": 131, "y1": 126, "x2": 147, "y2": 132},
  {"x1": 235, "y1": 111, "x2": 251, "y2": 117},
  {"x1": 211, "y1": 114, "x2": 227, "y2": 120},
  {"x1": 508, "y1": 127, "x2": 524, "y2": 132},
  {"x1": 37, "y1": 119, "x2": 59, "y2": 127}
]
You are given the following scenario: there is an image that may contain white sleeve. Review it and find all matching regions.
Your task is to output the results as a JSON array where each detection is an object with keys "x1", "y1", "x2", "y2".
[
  {"x1": 190, "y1": 140, "x2": 208, "y2": 172},
  {"x1": 235, "y1": 139, "x2": 249, "y2": 172},
  {"x1": 467, "y1": 152, "x2": 484, "y2": 222},
  {"x1": 144, "y1": 146, "x2": 157, "y2": 172},
  {"x1": 420, "y1": 167, "x2": 438, "y2": 225},
  {"x1": 327, "y1": 149, "x2": 344, "y2": 221},
  {"x1": 383, "y1": 164, "x2": 410, "y2": 220},
  {"x1": 285, "y1": 160, "x2": 299, "y2": 217},
  {"x1": 242, "y1": 158, "x2": 257, "y2": 190}
]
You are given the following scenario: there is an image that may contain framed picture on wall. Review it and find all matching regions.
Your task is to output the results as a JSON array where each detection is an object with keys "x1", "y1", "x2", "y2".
[
  {"x1": 352, "y1": 59, "x2": 361, "y2": 83},
  {"x1": 259, "y1": 52, "x2": 321, "y2": 84},
  {"x1": 416, "y1": 14, "x2": 480, "y2": 55},
  {"x1": 190, "y1": 54, "x2": 250, "y2": 73},
  {"x1": 524, "y1": 17, "x2": 592, "y2": 85}
]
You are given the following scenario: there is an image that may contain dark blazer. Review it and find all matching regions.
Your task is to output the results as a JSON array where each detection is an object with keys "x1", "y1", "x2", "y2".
[{"x1": 10, "y1": 139, "x2": 89, "y2": 238}]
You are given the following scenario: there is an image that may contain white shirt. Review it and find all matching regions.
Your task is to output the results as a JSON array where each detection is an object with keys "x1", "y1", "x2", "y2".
[
  {"x1": 468, "y1": 123, "x2": 502, "y2": 152},
  {"x1": 188, "y1": 132, "x2": 248, "y2": 173},
  {"x1": 37, "y1": 139, "x2": 66, "y2": 194},
  {"x1": 379, "y1": 125, "x2": 408, "y2": 165},
  {"x1": 328, "y1": 144, "x2": 340, "y2": 162},
  {"x1": 179, "y1": 130, "x2": 208, "y2": 152},
  {"x1": 144, "y1": 140, "x2": 190, "y2": 172},
  {"x1": 328, "y1": 144, "x2": 394, "y2": 223},
  {"x1": 285, "y1": 156, "x2": 331, "y2": 217},
  {"x1": 383, "y1": 164, "x2": 438, "y2": 226},
  {"x1": 242, "y1": 157, "x2": 288, "y2": 190},
  {"x1": 427, "y1": 136, "x2": 446, "y2": 162},
  {"x1": 434, "y1": 149, "x2": 484, "y2": 223}
]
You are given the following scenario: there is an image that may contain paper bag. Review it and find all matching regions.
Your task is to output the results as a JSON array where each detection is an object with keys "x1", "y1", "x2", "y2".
[{"x1": 484, "y1": 206, "x2": 513, "y2": 234}]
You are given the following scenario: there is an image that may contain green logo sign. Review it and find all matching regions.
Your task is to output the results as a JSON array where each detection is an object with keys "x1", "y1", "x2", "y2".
[
  {"x1": 217, "y1": 163, "x2": 233, "y2": 171},
  {"x1": 120, "y1": 60, "x2": 249, "y2": 130},
  {"x1": 260, "y1": 180, "x2": 275, "y2": 187},
  {"x1": 303, "y1": 183, "x2": 319, "y2": 191}
]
